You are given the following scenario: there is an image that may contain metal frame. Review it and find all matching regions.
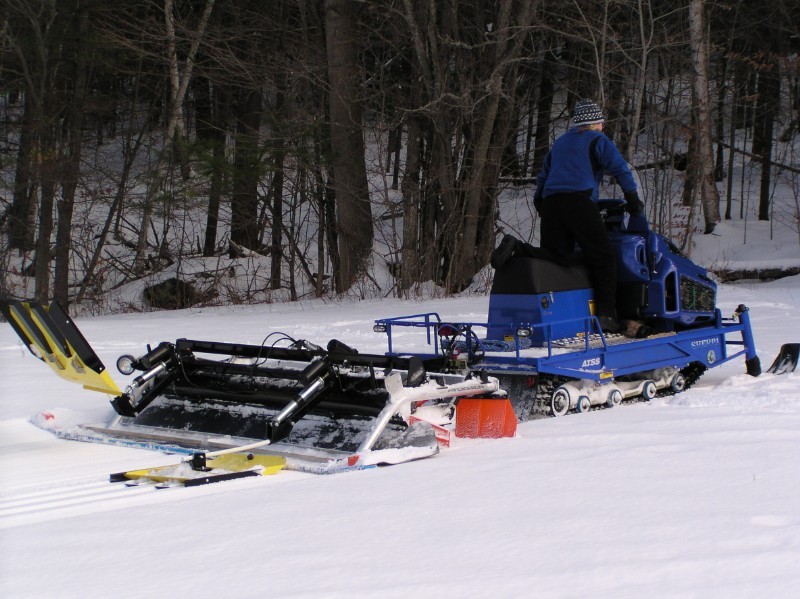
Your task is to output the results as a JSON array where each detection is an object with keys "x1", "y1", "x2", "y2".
[{"x1": 374, "y1": 306, "x2": 759, "y2": 384}]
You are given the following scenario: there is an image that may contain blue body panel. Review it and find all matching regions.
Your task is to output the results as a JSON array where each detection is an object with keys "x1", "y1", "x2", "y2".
[
  {"x1": 487, "y1": 288, "x2": 593, "y2": 344},
  {"x1": 610, "y1": 220, "x2": 716, "y2": 328},
  {"x1": 612, "y1": 233, "x2": 649, "y2": 283}
]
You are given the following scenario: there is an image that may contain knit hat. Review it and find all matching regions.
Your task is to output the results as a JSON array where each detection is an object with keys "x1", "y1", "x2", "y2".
[{"x1": 572, "y1": 99, "x2": 604, "y2": 126}]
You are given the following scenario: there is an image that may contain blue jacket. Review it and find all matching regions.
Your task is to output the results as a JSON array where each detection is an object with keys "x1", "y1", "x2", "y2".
[{"x1": 536, "y1": 127, "x2": 637, "y2": 201}]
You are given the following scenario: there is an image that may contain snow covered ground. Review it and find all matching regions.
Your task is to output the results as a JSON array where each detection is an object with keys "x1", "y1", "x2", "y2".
[{"x1": 1, "y1": 273, "x2": 799, "y2": 598}]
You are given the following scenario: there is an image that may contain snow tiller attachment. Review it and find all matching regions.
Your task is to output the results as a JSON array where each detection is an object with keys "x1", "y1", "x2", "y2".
[{"x1": 0, "y1": 299, "x2": 503, "y2": 474}]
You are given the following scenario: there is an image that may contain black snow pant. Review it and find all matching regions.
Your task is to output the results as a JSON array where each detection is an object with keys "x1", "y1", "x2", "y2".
[{"x1": 539, "y1": 192, "x2": 617, "y2": 317}]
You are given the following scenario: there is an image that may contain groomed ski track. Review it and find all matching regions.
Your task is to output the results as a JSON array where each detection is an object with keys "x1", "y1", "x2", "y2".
[{"x1": 0, "y1": 420, "x2": 314, "y2": 530}]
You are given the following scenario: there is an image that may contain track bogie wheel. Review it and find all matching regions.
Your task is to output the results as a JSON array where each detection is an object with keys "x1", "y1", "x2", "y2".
[
  {"x1": 670, "y1": 372, "x2": 687, "y2": 394},
  {"x1": 607, "y1": 388, "x2": 623, "y2": 408},
  {"x1": 641, "y1": 380, "x2": 657, "y2": 401},
  {"x1": 577, "y1": 396, "x2": 591, "y2": 413},
  {"x1": 550, "y1": 387, "x2": 571, "y2": 417}
]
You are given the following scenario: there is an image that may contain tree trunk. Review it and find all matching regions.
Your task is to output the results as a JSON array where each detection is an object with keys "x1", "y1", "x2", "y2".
[
  {"x1": 54, "y1": 7, "x2": 90, "y2": 306},
  {"x1": 269, "y1": 83, "x2": 287, "y2": 290},
  {"x1": 9, "y1": 92, "x2": 37, "y2": 252},
  {"x1": 681, "y1": 122, "x2": 696, "y2": 208},
  {"x1": 522, "y1": 79, "x2": 536, "y2": 175},
  {"x1": 324, "y1": 172, "x2": 339, "y2": 288},
  {"x1": 447, "y1": 74, "x2": 504, "y2": 291},
  {"x1": 269, "y1": 149, "x2": 286, "y2": 290},
  {"x1": 202, "y1": 140, "x2": 225, "y2": 256},
  {"x1": 725, "y1": 87, "x2": 737, "y2": 220},
  {"x1": 713, "y1": 56, "x2": 727, "y2": 182},
  {"x1": 390, "y1": 124, "x2": 402, "y2": 190},
  {"x1": 532, "y1": 50, "x2": 555, "y2": 175},
  {"x1": 34, "y1": 126, "x2": 57, "y2": 304},
  {"x1": 134, "y1": 200, "x2": 153, "y2": 273},
  {"x1": 400, "y1": 114, "x2": 422, "y2": 291},
  {"x1": 197, "y1": 83, "x2": 227, "y2": 257},
  {"x1": 755, "y1": 62, "x2": 780, "y2": 221},
  {"x1": 689, "y1": 0, "x2": 720, "y2": 233},
  {"x1": 478, "y1": 94, "x2": 517, "y2": 264},
  {"x1": 164, "y1": 0, "x2": 215, "y2": 181},
  {"x1": 230, "y1": 88, "x2": 262, "y2": 250},
  {"x1": 623, "y1": 0, "x2": 651, "y2": 159},
  {"x1": 325, "y1": 0, "x2": 372, "y2": 292}
]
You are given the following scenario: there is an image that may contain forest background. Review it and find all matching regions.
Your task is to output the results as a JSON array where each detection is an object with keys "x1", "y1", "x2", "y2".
[{"x1": 1, "y1": 0, "x2": 799, "y2": 314}]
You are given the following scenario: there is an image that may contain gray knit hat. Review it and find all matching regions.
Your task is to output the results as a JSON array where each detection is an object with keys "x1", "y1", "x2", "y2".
[{"x1": 573, "y1": 99, "x2": 604, "y2": 126}]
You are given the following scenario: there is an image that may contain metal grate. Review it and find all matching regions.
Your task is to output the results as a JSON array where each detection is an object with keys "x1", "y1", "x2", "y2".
[{"x1": 680, "y1": 277, "x2": 715, "y2": 312}]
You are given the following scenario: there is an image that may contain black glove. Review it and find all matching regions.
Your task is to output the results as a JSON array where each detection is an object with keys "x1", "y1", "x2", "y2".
[
  {"x1": 533, "y1": 193, "x2": 544, "y2": 216},
  {"x1": 624, "y1": 191, "x2": 644, "y2": 216}
]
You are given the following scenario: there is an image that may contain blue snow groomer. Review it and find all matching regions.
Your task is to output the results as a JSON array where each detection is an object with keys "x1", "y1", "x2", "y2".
[{"x1": 375, "y1": 200, "x2": 763, "y2": 417}]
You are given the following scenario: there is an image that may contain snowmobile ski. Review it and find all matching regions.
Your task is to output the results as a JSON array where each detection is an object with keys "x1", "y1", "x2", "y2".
[{"x1": 766, "y1": 343, "x2": 799, "y2": 375}]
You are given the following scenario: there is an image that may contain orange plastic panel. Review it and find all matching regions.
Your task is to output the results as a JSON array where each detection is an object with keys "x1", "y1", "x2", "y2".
[{"x1": 455, "y1": 398, "x2": 517, "y2": 438}]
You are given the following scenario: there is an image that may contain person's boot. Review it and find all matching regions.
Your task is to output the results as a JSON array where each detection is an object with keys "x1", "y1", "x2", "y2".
[
  {"x1": 597, "y1": 315, "x2": 621, "y2": 334},
  {"x1": 622, "y1": 319, "x2": 652, "y2": 339},
  {"x1": 490, "y1": 234, "x2": 519, "y2": 269}
]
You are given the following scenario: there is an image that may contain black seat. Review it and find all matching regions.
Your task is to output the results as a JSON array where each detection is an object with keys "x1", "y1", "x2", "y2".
[{"x1": 491, "y1": 256, "x2": 590, "y2": 295}]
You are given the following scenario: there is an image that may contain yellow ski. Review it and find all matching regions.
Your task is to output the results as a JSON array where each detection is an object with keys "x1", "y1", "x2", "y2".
[{"x1": 110, "y1": 453, "x2": 286, "y2": 487}]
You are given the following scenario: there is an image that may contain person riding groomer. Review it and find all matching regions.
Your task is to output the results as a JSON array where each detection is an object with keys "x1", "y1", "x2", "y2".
[{"x1": 534, "y1": 99, "x2": 643, "y2": 334}]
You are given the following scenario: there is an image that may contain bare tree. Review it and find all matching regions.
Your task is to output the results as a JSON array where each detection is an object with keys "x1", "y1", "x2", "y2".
[
  {"x1": 689, "y1": 0, "x2": 720, "y2": 233},
  {"x1": 135, "y1": 0, "x2": 215, "y2": 271},
  {"x1": 446, "y1": 1, "x2": 535, "y2": 291},
  {"x1": 753, "y1": 58, "x2": 781, "y2": 221},
  {"x1": 325, "y1": 0, "x2": 372, "y2": 292},
  {"x1": 391, "y1": 0, "x2": 538, "y2": 292},
  {"x1": 53, "y1": 5, "x2": 91, "y2": 306}
]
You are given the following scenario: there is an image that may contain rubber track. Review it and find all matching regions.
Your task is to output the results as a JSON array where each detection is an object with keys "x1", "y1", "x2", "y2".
[
  {"x1": 531, "y1": 374, "x2": 570, "y2": 418},
  {"x1": 528, "y1": 362, "x2": 707, "y2": 418},
  {"x1": 658, "y1": 362, "x2": 708, "y2": 398}
]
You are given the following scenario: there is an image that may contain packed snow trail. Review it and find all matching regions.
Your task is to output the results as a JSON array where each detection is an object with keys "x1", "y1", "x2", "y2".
[{"x1": 2, "y1": 279, "x2": 799, "y2": 597}]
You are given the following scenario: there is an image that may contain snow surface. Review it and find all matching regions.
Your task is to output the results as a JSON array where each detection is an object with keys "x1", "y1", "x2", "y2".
[{"x1": 1, "y1": 274, "x2": 800, "y2": 598}]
